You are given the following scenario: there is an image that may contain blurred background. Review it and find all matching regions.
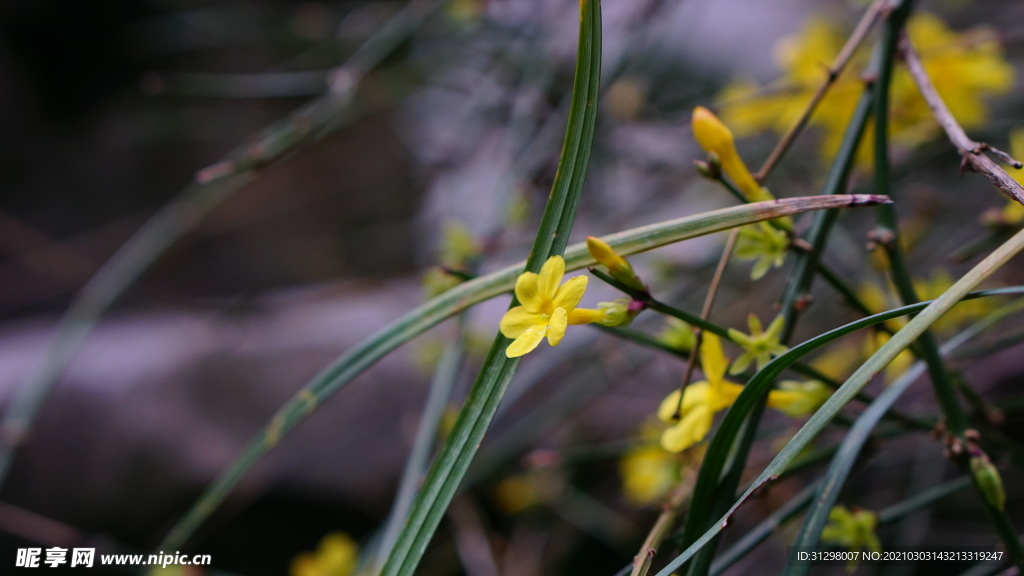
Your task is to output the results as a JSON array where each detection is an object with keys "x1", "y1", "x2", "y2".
[{"x1": 1, "y1": 0, "x2": 1023, "y2": 574}]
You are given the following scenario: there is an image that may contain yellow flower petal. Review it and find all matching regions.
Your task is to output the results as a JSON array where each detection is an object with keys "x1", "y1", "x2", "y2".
[
  {"x1": 552, "y1": 275, "x2": 588, "y2": 311},
  {"x1": 537, "y1": 256, "x2": 566, "y2": 301},
  {"x1": 657, "y1": 384, "x2": 711, "y2": 422},
  {"x1": 499, "y1": 306, "x2": 543, "y2": 338},
  {"x1": 700, "y1": 333, "x2": 729, "y2": 386},
  {"x1": 506, "y1": 324, "x2": 547, "y2": 358},
  {"x1": 712, "y1": 381, "x2": 745, "y2": 410},
  {"x1": 568, "y1": 307, "x2": 606, "y2": 325},
  {"x1": 514, "y1": 271, "x2": 542, "y2": 313},
  {"x1": 546, "y1": 307, "x2": 568, "y2": 347},
  {"x1": 657, "y1": 389, "x2": 682, "y2": 422},
  {"x1": 660, "y1": 405, "x2": 713, "y2": 453}
]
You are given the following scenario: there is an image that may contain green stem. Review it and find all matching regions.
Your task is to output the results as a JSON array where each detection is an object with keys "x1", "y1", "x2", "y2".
[
  {"x1": 681, "y1": 32, "x2": 882, "y2": 576},
  {"x1": 158, "y1": 196, "x2": 889, "y2": 551}
]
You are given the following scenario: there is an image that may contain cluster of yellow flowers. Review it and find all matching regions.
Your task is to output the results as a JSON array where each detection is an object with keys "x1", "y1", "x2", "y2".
[
  {"x1": 500, "y1": 235, "x2": 827, "y2": 466},
  {"x1": 655, "y1": 330, "x2": 826, "y2": 453},
  {"x1": 718, "y1": 13, "x2": 1014, "y2": 163}
]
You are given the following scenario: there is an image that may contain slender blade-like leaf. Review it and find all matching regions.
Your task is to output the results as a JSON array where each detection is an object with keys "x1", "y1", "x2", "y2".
[{"x1": 159, "y1": 193, "x2": 889, "y2": 551}]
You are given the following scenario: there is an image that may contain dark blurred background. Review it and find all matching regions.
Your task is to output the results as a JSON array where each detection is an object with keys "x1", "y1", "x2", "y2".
[{"x1": 1, "y1": 1, "x2": 1023, "y2": 575}]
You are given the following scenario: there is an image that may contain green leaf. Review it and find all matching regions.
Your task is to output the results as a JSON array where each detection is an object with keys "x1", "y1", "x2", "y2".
[
  {"x1": 378, "y1": 1, "x2": 602, "y2": 573},
  {"x1": 653, "y1": 225, "x2": 1024, "y2": 576},
  {"x1": 789, "y1": 297, "x2": 1024, "y2": 576},
  {"x1": 159, "y1": 193, "x2": 890, "y2": 551}
]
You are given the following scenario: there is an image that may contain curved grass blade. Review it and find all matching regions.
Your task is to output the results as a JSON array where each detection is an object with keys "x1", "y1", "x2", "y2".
[
  {"x1": 653, "y1": 226, "x2": 1024, "y2": 576},
  {"x1": 159, "y1": 193, "x2": 889, "y2": 551},
  {"x1": 371, "y1": 318, "x2": 467, "y2": 570},
  {"x1": 710, "y1": 480, "x2": 821, "y2": 576},
  {"x1": 378, "y1": 1, "x2": 601, "y2": 573},
  {"x1": 789, "y1": 298, "x2": 1024, "y2": 576},
  {"x1": 0, "y1": 0, "x2": 445, "y2": 485}
]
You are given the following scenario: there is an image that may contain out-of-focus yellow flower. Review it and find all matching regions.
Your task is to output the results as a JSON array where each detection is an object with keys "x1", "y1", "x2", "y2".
[
  {"x1": 691, "y1": 106, "x2": 776, "y2": 204},
  {"x1": 895, "y1": 14, "x2": 1014, "y2": 139},
  {"x1": 860, "y1": 270, "x2": 995, "y2": 339},
  {"x1": 619, "y1": 430, "x2": 706, "y2": 505},
  {"x1": 657, "y1": 332, "x2": 806, "y2": 452},
  {"x1": 493, "y1": 469, "x2": 563, "y2": 514},
  {"x1": 913, "y1": 269, "x2": 996, "y2": 333},
  {"x1": 499, "y1": 256, "x2": 603, "y2": 357},
  {"x1": 810, "y1": 339, "x2": 860, "y2": 382},
  {"x1": 728, "y1": 314, "x2": 788, "y2": 374},
  {"x1": 605, "y1": 77, "x2": 648, "y2": 121},
  {"x1": 865, "y1": 330, "x2": 915, "y2": 384},
  {"x1": 657, "y1": 333, "x2": 744, "y2": 452},
  {"x1": 767, "y1": 380, "x2": 832, "y2": 417},
  {"x1": 991, "y1": 128, "x2": 1024, "y2": 225},
  {"x1": 821, "y1": 506, "x2": 881, "y2": 550},
  {"x1": 719, "y1": 13, "x2": 1014, "y2": 163},
  {"x1": 291, "y1": 532, "x2": 359, "y2": 576},
  {"x1": 735, "y1": 222, "x2": 790, "y2": 280},
  {"x1": 619, "y1": 444, "x2": 680, "y2": 505}
]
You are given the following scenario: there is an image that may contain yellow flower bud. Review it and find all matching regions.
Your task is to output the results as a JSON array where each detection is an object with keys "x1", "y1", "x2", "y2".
[
  {"x1": 586, "y1": 236, "x2": 629, "y2": 272},
  {"x1": 692, "y1": 106, "x2": 768, "y2": 202},
  {"x1": 586, "y1": 236, "x2": 647, "y2": 294}
]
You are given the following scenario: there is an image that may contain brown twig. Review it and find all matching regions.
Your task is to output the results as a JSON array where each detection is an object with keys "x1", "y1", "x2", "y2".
[
  {"x1": 628, "y1": 469, "x2": 698, "y2": 576},
  {"x1": 673, "y1": 228, "x2": 739, "y2": 419},
  {"x1": 636, "y1": 230, "x2": 737, "y2": 576},
  {"x1": 899, "y1": 32, "x2": 1024, "y2": 205},
  {"x1": 754, "y1": 0, "x2": 885, "y2": 184}
]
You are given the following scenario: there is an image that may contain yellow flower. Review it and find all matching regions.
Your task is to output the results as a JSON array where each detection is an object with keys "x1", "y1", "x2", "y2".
[
  {"x1": 895, "y1": 14, "x2": 1014, "y2": 139},
  {"x1": 656, "y1": 332, "x2": 809, "y2": 452},
  {"x1": 734, "y1": 222, "x2": 790, "y2": 280},
  {"x1": 821, "y1": 506, "x2": 881, "y2": 550},
  {"x1": 499, "y1": 256, "x2": 604, "y2": 357},
  {"x1": 719, "y1": 13, "x2": 1014, "y2": 163},
  {"x1": 691, "y1": 106, "x2": 775, "y2": 204},
  {"x1": 728, "y1": 314, "x2": 788, "y2": 374},
  {"x1": 657, "y1": 333, "x2": 745, "y2": 452},
  {"x1": 619, "y1": 444, "x2": 680, "y2": 505},
  {"x1": 291, "y1": 532, "x2": 359, "y2": 576},
  {"x1": 767, "y1": 380, "x2": 832, "y2": 417}
]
